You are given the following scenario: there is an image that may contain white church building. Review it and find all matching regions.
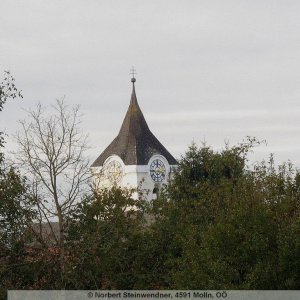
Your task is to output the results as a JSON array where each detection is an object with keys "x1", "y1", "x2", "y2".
[{"x1": 91, "y1": 74, "x2": 177, "y2": 201}]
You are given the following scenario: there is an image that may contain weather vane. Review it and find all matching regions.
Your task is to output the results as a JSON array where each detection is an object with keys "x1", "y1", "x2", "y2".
[{"x1": 130, "y1": 66, "x2": 136, "y2": 83}]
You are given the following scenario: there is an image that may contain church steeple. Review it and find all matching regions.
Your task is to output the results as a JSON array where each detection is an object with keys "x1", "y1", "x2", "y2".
[{"x1": 91, "y1": 74, "x2": 177, "y2": 167}]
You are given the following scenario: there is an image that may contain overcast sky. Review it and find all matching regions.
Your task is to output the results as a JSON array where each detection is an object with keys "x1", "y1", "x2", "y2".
[{"x1": 1, "y1": 0, "x2": 300, "y2": 167}]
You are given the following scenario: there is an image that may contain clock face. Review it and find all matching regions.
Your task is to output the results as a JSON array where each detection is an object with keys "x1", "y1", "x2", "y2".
[
  {"x1": 150, "y1": 159, "x2": 166, "y2": 182},
  {"x1": 105, "y1": 160, "x2": 123, "y2": 183}
]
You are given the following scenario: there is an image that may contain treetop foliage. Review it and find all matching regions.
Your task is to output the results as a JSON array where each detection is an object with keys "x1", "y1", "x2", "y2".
[
  {"x1": 2, "y1": 135, "x2": 300, "y2": 292},
  {"x1": 0, "y1": 70, "x2": 23, "y2": 112},
  {"x1": 0, "y1": 71, "x2": 22, "y2": 153}
]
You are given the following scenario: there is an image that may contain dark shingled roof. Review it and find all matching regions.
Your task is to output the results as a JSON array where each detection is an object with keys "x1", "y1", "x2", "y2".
[{"x1": 91, "y1": 81, "x2": 177, "y2": 167}]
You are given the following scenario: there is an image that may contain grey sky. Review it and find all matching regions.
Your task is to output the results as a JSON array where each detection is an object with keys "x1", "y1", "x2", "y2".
[{"x1": 1, "y1": 0, "x2": 300, "y2": 167}]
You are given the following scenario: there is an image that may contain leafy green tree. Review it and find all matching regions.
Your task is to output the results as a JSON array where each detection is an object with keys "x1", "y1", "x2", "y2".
[
  {"x1": 0, "y1": 167, "x2": 36, "y2": 300},
  {"x1": 0, "y1": 70, "x2": 28, "y2": 248},
  {"x1": 0, "y1": 71, "x2": 35, "y2": 299},
  {"x1": 0, "y1": 70, "x2": 24, "y2": 236},
  {"x1": 65, "y1": 187, "x2": 147, "y2": 289},
  {"x1": 0, "y1": 167, "x2": 34, "y2": 248},
  {"x1": 148, "y1": 140, "x2": 300, "y2": 289},
  {"x1": 57, "y1": 138, "x2": 300, "y2": 290}
]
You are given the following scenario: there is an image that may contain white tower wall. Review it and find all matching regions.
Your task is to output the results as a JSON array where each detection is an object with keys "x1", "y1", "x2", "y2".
[{"x1": 91, "y1": 154, "x2": 176, "y2": 201}]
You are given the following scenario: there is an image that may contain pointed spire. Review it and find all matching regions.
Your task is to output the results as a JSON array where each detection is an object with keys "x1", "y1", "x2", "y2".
[
  {"x1": 91, "y1": 73, "x2": 177, "y2": 167},
  {"x1": 120, "y1": 74, "x2": 149, "y2": 135}
]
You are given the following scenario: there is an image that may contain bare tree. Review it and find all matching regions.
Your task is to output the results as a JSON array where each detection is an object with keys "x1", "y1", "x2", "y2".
[{"x1": 14, "y1": 99, "x2": 90, "y2": 267}]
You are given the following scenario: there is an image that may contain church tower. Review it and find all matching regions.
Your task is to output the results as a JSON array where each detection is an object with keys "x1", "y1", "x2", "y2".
[{"x1": 91, "y1": 73, "x2": 177, "y2": 200}]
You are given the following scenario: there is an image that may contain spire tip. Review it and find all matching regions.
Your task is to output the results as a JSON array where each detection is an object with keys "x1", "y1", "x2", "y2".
[{"x1": 130, "y1": 66, "x2": 136, "y2": 83}]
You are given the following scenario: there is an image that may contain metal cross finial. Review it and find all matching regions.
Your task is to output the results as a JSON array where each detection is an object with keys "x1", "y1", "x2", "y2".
[{"x1": 130, "y1": 66, "x2": 136, "y2": 83}]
